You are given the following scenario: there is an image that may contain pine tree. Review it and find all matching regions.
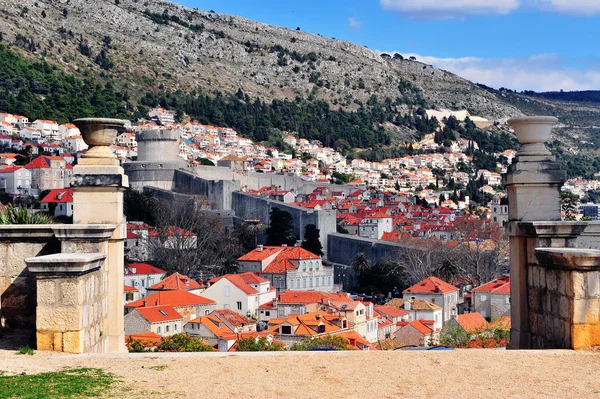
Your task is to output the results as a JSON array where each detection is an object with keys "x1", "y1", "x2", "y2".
[
  {"x1": 301, "y1": 224, "x2": 323, "y2": 256},
  {"x1": 266, "y1": 208, "x2": 296, "y2": 246}
]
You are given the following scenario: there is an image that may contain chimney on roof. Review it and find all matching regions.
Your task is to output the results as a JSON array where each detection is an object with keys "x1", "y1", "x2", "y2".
[
  {"x1": 282, "y1": 244, "x2": 287, "y2": 247},
  {"x1": 315, "y1": 314, "x2": 321, "y2": 320},
  {"x1": 257, "y1": 244, "x2": 263, "y2": 252},
  {"x1": 295, "y1": 240, "x2": 302, "y2": 247},
  {"x1": 272, "y1": 297, "x2": 277, "y2": 307},
  {"x1": 143, "y1": 299, "x2": 147, "y2": 308}
]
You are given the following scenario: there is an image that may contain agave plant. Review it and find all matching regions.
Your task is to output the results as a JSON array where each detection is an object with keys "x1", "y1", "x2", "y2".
[{"x1": 0, "y1": 205, "x2": 53, "y2": 225}]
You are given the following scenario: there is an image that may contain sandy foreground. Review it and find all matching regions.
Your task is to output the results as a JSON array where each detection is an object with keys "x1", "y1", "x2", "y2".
[{"x1": 1, "y1": 349, "x2": 600, "y2": 399}]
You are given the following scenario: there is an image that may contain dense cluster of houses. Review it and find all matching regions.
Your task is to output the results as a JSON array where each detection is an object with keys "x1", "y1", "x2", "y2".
[{"x1": 123, "y1": 252, "x2": 511, "y2": 351}]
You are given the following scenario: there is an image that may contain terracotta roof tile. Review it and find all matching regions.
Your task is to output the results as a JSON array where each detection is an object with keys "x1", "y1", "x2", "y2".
[
  {"x1": 125, "y1": 263, "x2": 166, "y2": 276},
  {"x1": 455, "y1": 313, "x2": 488, "y2": 333},
  {"x1": 403, "y1": 276, "x2": 458, "y2": 294},
  {"x1": 135, "y1": 305, "x2": 183, "y2": 323},
  {"x1": 126, "y1": 290, "x2": 215, "y2": 308},
  {"x1": 148, "y1": 273, "x2": 202, "y2": 291}
]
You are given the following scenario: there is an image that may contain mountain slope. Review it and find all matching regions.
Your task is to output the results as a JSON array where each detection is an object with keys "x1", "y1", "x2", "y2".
[{"x1": 0, "y1": 0, "x2": 520, "y2": 120}]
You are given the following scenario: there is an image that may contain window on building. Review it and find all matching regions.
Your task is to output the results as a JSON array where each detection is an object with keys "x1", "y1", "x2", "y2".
[
  {"x1": 174, "y1": 324, "x2": 178, "y2": 332},
  {"x1": 281, "y1": 325, "x2": 292, "y2": 334},
  {"x1": 303, "y1": 279, "x2": 307, "y2": 288},
  {"x1": 205, "y1": 310, "x2": 210, "y2": 315},
  {"x1": 224, "y1": 304, "x2": 230, "y2": 309},
  {"x1": 265, "y1": 311, "x2": 270, "y2": 316},
  {"x1": 141, "y1": 280, "x2": 145, "y2": 287},
  {"x1": 431, "y1": 298, "x2": 435, "y2": 304},
  {"x1": 327, "y1": 277, "x2": 331, "y2": 286},
  {"x1": 318, "y1": 325, "x2": 325, "y2": 333},
  {"x1": 125, "y1": 293, "x2": 133, "y2": 302},
  {"x1": 315, "y1": 278, "x2": 319, "y2": 287},
  {"x1": 237, "y1": 301, "x2": 242, "y2": 310},
  {"x1": 481, "y1": 294, "x2": 488, "y2": 302},
  {"x1": 290, "y1": 280, "x2": 294, "y2": 289},
  {"x1": 309, "y1": 278, "x2": 313, "y2": 288},
  {"x1": 157, "y1": 326, "x2": 161, "y2": 334},
  {"x1": 165, "y1": 325, "x2": 169, "y2": 333},
  {"x1": 191, "y1": 323, "x2": 195, "y2": 329},
  {"x1": 297, "y1": 278, "x2": 300, "y2": 288},
  {"x1": 224, "y1": 286, "x2": 230, "y2": 297}
]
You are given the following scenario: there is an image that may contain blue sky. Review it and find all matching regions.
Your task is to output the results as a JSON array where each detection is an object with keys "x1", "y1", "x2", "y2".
[{"x1": 178, "y1": 0, "x2": 600, "y2": 92}]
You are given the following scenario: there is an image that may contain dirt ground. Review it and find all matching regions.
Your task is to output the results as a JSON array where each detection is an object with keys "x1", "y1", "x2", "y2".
[{"x1": 1, "y1": 349, "x2": 600, "y2": 399}]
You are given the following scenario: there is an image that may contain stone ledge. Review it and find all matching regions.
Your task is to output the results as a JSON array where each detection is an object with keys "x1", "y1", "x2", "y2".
[
  {"x1": 26, "y1": 253, "x2": 106, "y2": 276},
  {"x1": 0, "y1": 224, "x2": 56, "y2": 241},
  {"x1": 510, "y1": 221, "x2": 588, "y2": 238},
  {"x1": 534, "y1": 248, "x2": 600, "y2": 270},
  {"x1": 52, "y1": 224, "x2": 116, "y2": 242}
]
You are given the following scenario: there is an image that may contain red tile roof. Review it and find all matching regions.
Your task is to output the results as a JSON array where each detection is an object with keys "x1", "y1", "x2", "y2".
[
  {"x1": 124, "y1": 285, "x2": 138, "y2": 292},
  {"x1": 135, "y1": 305, "x2": 183, "y2": 323},
  {"x1": 40, "y1": 189, "x2": 73, "y2": 203},
  {"x1": 148, "y1": 273, "x2": 202, "y2": 291},
  {"x1": 374, "y1": 304, "x2": 409, "y2": 318},
  {"x1": 213, "y1": 309, "x2": 252, "y2": 327},
  {"x1": 208, "y1": 273, "x2": 261, "y2": 295},
  {"x1": 23, "y1": 155, "x2": 65, "y2": 169},
  {"x1": 126, "y1": 290, "x2": 215, "y2": 308},
  {"x1": 403, "y1": 276, "x2": 458, "y2": 294},
  {"x1": 125, "y1": 332, "x2": 163, "y2": 346},
  {"x1": 407, "y1": 319, "x2": 433, "y2": 335},
  {"x1": 187, "y1": 315, "x2": 233, "y2": 338},
  {"x1": 472, "y1": 277, "x2": 510, "y2": 294},
  {"x1": 455, "y1": 313, "x2": 489, "y2": 333},
  {"x1": 125, "y1": 263, "x2": 166, "y2": 276}
]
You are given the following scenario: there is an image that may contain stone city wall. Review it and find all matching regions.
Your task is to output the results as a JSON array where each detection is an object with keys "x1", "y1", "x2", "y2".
[{"x1": 232, "y1": 192, "x2": 336, "y2": 256}]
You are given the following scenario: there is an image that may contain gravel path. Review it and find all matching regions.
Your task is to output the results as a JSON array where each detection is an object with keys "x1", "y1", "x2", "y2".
[{"x1": 1, "y1": 349, "x2": 599, "y2": 398}]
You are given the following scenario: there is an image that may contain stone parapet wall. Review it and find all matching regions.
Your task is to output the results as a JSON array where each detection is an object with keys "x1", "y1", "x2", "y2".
[
  {"x1": 528, "y1": 248, "x2": 600, "y2": 349},
  {"x1": 35, "y1": 266, "x2": 108, "y2": 353}
]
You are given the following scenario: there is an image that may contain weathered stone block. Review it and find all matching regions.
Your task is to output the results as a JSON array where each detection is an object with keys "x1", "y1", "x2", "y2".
[
  {"x1": 63, "y1": 331, "x2": 84, "y2": 354},
  {"x1": 573, "y1": 324, "x2": 600, "y2": 349},
  {"x1": 36, "y1": 331, "x2": 54, "y2": 351},
  {"x1": 60, "y1": 280, "x2": 86, "y2": 306},
  {"x1": 559, "y1": 296, "x2": 570, "y2": 319},
  {"x1": 586, "y1": 272, "x2": 600, "y2": 298},
  {"x1": 573, "y1": 272, "x2": 586, "y2": 299},
  {"x1": 36, "y1": 306, "x2": 82, "y2": 331},
  {"x1": 53, "y1": 332, "x2": 63, "y2": 352},
  {"x1": 547, "y1": 269, "x2": 558, "y2": 292},
  {"x1": 37, "y1": 279, "x2": 56, "y2": 305},
  {"x1": 572, "y1": 298, "x2": 600, "y2": 324}
]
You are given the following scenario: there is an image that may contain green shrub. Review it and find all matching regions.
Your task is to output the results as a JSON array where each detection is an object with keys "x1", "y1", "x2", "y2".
[
  {"x1": 17, "y1": 345, "x2": 34, "y2": 355},
  {"x1": 156, "y1": 333, "x2": 215, "y2": 352},
  {"x1": 0, "y1": 205, "x2": 53, "y2": 224}
]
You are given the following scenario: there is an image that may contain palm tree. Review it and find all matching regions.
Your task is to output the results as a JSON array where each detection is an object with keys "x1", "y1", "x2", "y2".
[
  {"x1": 352, "y1": 252, "x2": 372, "y2": 277},
  {"x1": 216, "y1": 257, "x2": 240, "y2": 276}
]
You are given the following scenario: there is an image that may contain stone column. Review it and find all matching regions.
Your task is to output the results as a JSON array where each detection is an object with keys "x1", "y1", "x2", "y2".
[
  {"x1": 72, "y1": 118, "x2": 128, "y2": 353},
  {"x1": 26, "y1": 253, "x2": 107, "y2": 353},
  {"x1": 503, "y1": 116, "x2": 567, "y2": 349}
]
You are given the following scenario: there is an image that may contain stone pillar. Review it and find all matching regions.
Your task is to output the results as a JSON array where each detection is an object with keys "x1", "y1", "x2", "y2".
[
  {"x1": 26, "y1": 253, "x2": 107, "y2": 353},
  {"x1": 72, "y1": 118, "x2": 128, "y2": 353},
  {"x1": 532, "y1": 248, "x2": 600, "y2": 349},
  {"x1": 503, "y1": 116, "x2": 567, "y2": 349}
]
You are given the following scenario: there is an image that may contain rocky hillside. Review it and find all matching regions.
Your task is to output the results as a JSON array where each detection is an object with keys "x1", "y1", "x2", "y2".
[
  {"x1": 0, "y1": 0, "x2": 520, "y2": 120},
  {"x1": 2, "y1": 0, "x2": 600, "y2": 160}
]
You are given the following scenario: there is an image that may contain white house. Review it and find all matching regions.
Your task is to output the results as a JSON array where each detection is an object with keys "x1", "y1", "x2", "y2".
[
  {"x1": 403, "y1": 276, "x2": 459, "y2": 325},
  {"x1": 237, "y1": 245, "x2": 335, "y2": 293},
  {"x1": 124, "y1": 263, "x2": 167, "y2": 297},
  {"x1": 0, "y1": 167, "x2": 32, "y2": 195},
  {"x1": 201, "y1": 272, "x2": 276, "y2": 318},
  {"x1": 58, "y1": 123, "x2": 80, "y2": 139},
  {"x1": 40, "y1": 188, "x2": 73, "y2": 217},
  {"x1": 31, "y1": 120, "x2": 59, "y2": 141},
  {"x1": 358, "y1": 210, "x2": 393, "y2": 239},
  {"x1": 62, "y1": 136, "x2": 88, "y2": 153}
]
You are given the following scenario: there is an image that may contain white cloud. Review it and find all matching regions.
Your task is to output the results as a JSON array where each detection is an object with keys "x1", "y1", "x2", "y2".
[
  {"x1": 529, "y1": 0, "x2": 600, "y2": 16},
  {"x1": 380, "y1": 0, "x2": 521, "y2": 19},
  {"x1": 401, "y1": 52, "x2": 600, "y2": 91},
  {"x1": 348, "y1": 17, "x2": 363, "y2": 30}
]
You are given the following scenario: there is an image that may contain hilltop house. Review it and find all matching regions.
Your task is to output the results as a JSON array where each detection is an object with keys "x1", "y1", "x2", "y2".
[
  {"x1": 146, "y1": 272, "x2": 204, "y2": 296},
  {"x1": 0, "y1": 167, "x2": 32, "y2": 196},
  {"x1": 125, "y1": 289, "x2": 216, "y2": 322}
]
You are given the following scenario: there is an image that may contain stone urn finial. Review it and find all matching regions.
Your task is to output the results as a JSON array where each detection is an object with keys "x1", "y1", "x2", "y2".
[
  {"x1": 508, "y1": 116, "x2": 558, "y2": 156},
  {"x1": 73, "y1": 118, "x2": 125, "y2": 159}
]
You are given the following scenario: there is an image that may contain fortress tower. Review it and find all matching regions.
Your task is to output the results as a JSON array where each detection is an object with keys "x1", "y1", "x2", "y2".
[{"x1": 123, "y1": 129, "x2": 188, "y2": 191}]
